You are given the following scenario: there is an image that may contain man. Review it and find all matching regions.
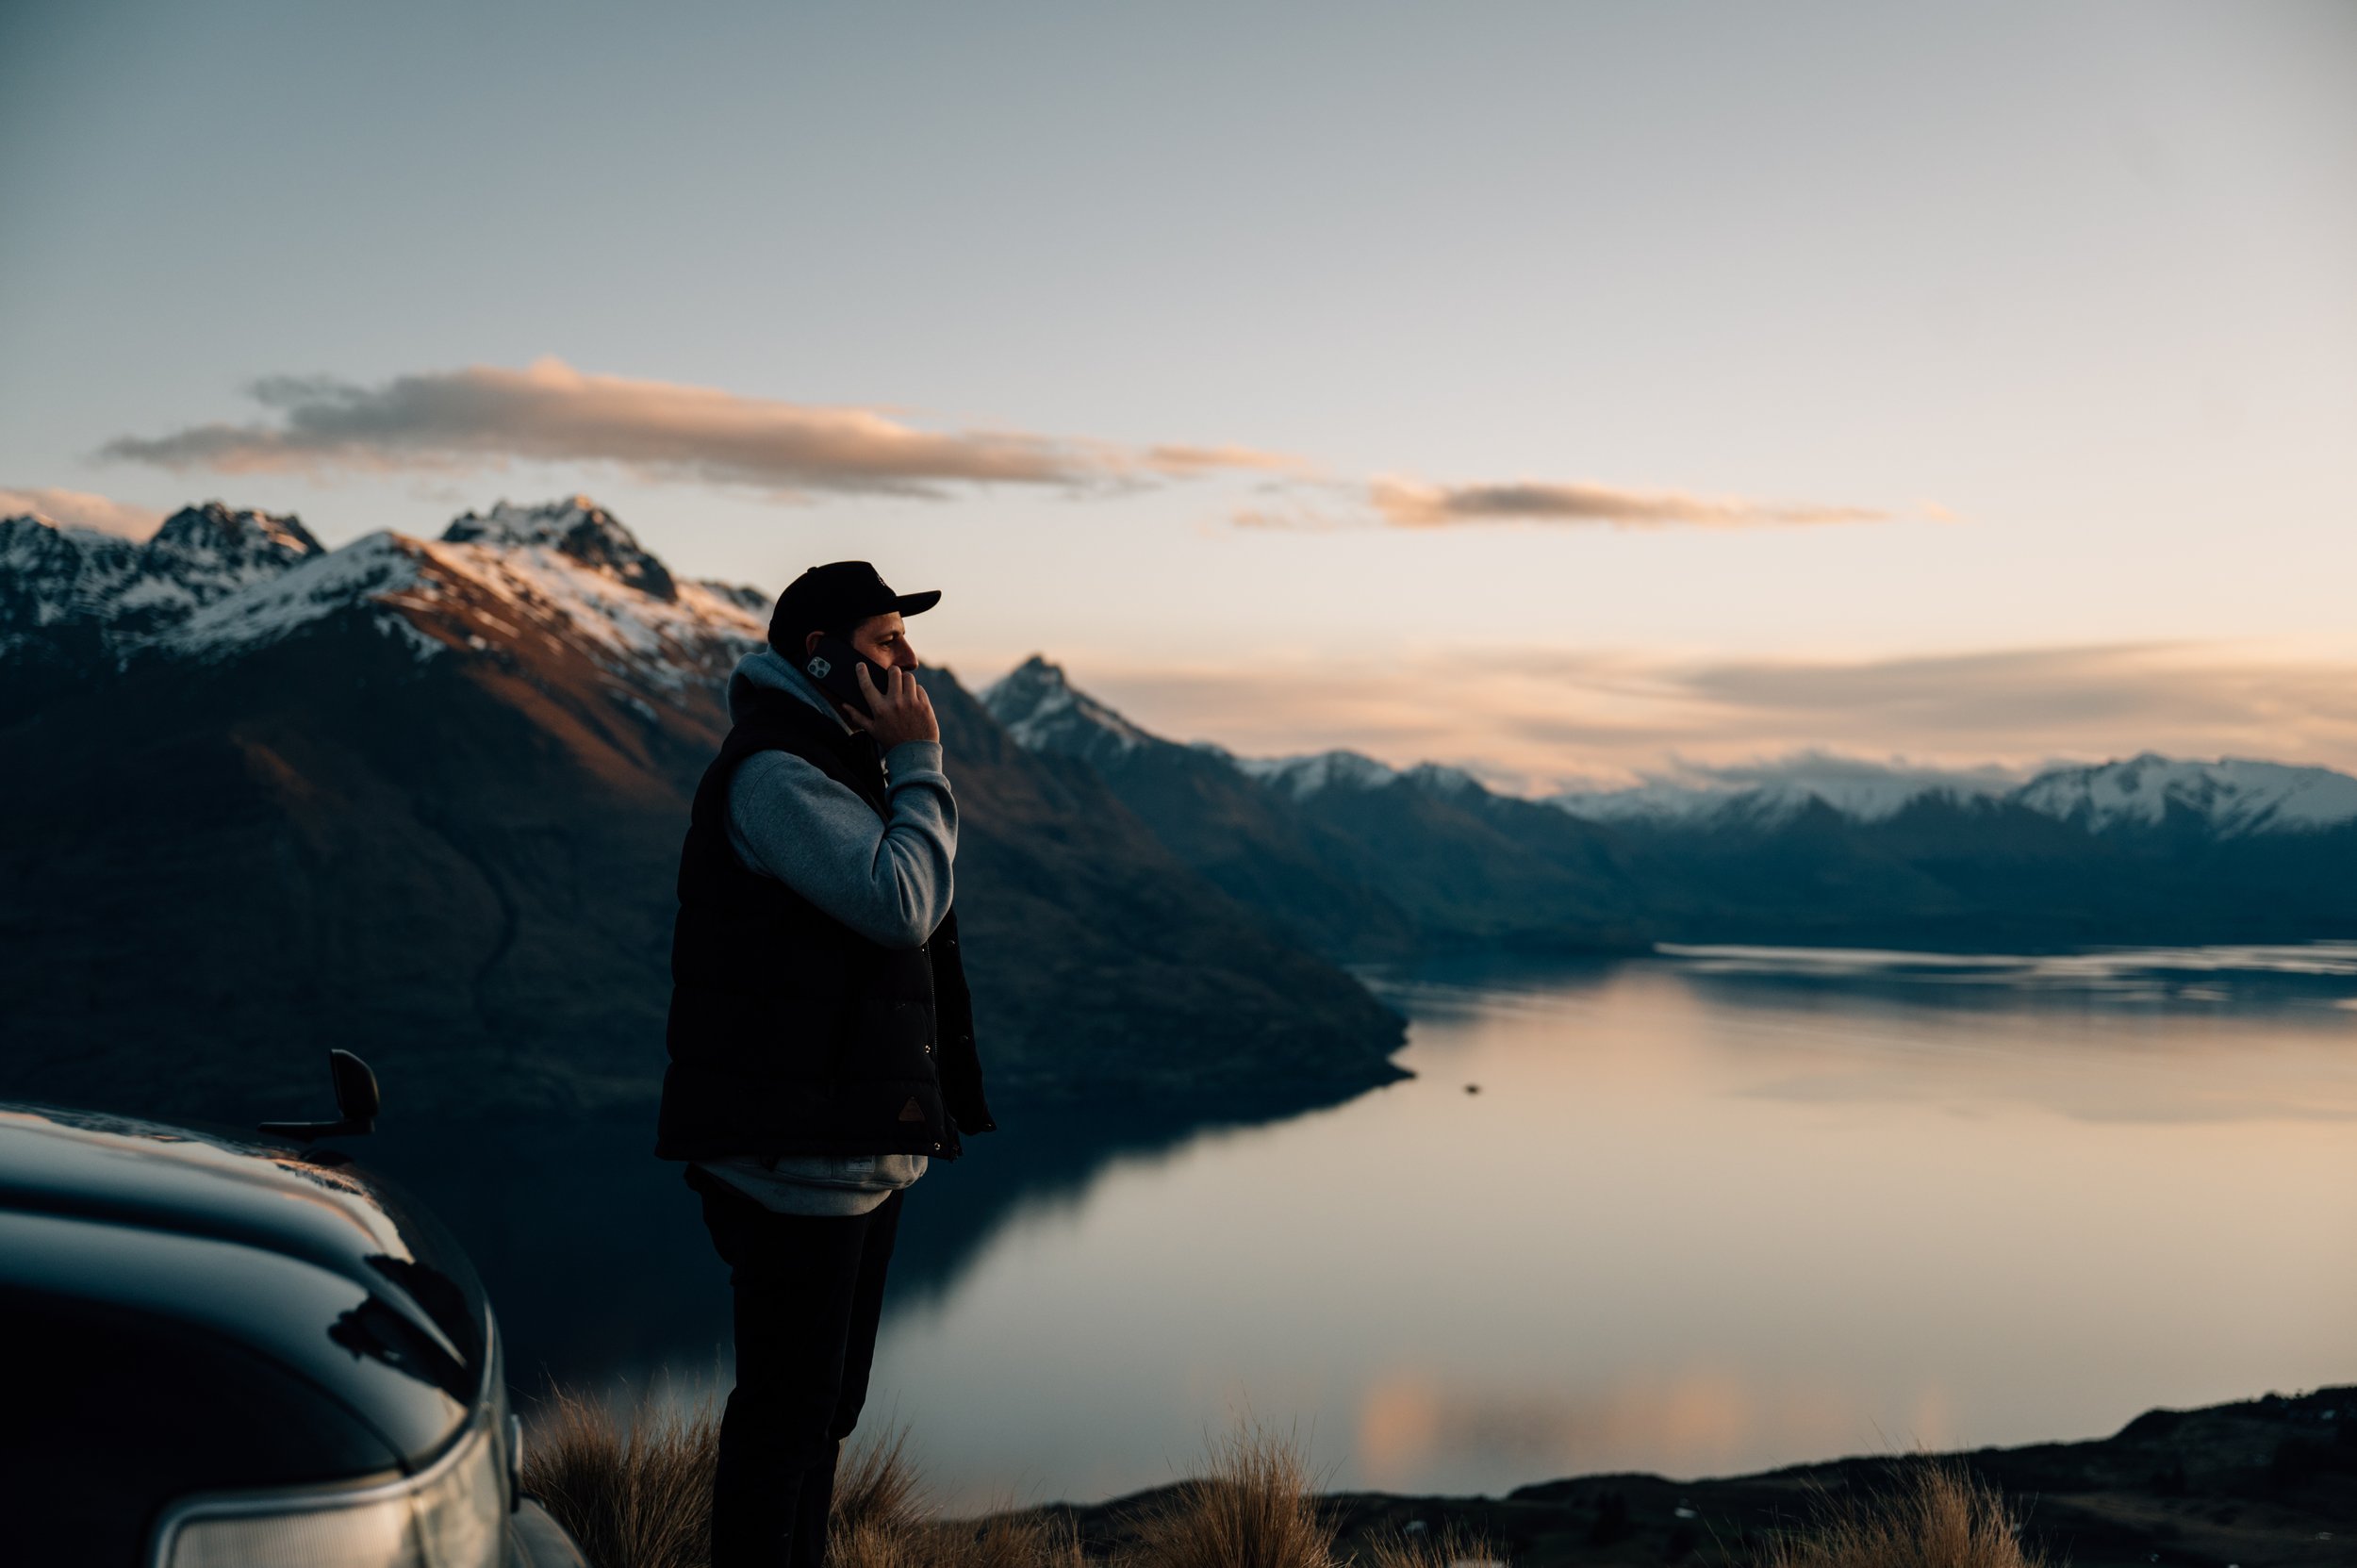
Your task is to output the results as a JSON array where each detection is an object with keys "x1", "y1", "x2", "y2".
[{"x1": 655, "y1": 560, "x2": 993, "y2": 1568}]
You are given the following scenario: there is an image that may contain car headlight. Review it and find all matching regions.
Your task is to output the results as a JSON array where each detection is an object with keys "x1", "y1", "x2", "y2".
[{"x1": 156, "y1": 1422, "x2": 505, "y2": 1568}]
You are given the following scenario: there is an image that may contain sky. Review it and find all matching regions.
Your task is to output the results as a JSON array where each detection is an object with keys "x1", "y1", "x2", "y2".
[{"x1": 3, "y1": 0, "x2": 2353, "y2": 788}]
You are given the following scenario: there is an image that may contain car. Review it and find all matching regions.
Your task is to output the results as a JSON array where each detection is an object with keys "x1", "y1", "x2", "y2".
[{"x1": 0, "y1": 1050, "x2": 589, "y2": 1566}]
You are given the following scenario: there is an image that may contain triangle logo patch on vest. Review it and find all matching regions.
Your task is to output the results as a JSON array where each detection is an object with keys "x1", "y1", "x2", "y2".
[{"x1": 897, "y1": 1098, "x2": 926, "y2": 1123}]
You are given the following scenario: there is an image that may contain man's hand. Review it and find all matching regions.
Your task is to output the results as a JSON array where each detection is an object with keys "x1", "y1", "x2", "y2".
[{"x1": 847, "y1": 664, "x2": 941, "y2": 749}]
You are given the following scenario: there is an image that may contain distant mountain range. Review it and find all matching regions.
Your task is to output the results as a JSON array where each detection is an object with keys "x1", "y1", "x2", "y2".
[
  {"x1": 8, "y1": 496, "x2": 2351, "y2": 1123},
  {"x1": 984, "y1": 655, "x2": 2357, "y2": 953},
  {"x1": 1548, "y1": 751, "x2": 2357, "y2": 838},
  {"x1": 0, "y1": 498, "x2": 1404, "y2": 1125}
]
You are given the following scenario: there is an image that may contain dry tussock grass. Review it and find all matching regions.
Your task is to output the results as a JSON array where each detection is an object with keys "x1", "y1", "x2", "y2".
[
  {"x1": 520, "y1": 1385, "x2": 717, "y2": 1568},
  {"x1": 1358, "y1": 1518, "x2": 1499, "y2": 1565},
  {"x1": 940, "y1": 1510, "x2": 1088, "y2": 1568},
  {"x1": 521, "y1": 1386, "x2": 1079, "y2": 1568},
  {"x1": 1351, "y1": 1522, "x2": 1505, "y2": 1568},
  {"x1": 834, "y1": 1424, "x2": 928, "y2": 1537},
  {"x1": 1121, "y1": 1427, "x2": 1341, "y2": 1568},
  {"x1": 1762, "y1": 1461, "x2": 2050, "y2": 1568},
  {"x1": 519, "y1": 1387, "x2": 2040, "y2": 1568},
  {"x1": 1116, "y1": 1428, "x2": 1504, "y2": 1568},
  {"x1": 830, "y1": 1465, "x2": 1084, "y2": 1568},
  {"x1": 855, "y1": 1511, "x2": 1088, "y2": 1568}
]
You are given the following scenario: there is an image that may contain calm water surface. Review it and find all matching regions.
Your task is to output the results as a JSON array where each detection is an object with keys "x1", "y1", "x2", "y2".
[{"x1": 377, "y1": 945, "x2": 2357, "y2": 1510}]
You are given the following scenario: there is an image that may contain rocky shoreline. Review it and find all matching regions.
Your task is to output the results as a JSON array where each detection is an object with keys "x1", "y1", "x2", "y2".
[{"x1": 1026, "y1": 1386, "x2": 2357, "y2": 1567}]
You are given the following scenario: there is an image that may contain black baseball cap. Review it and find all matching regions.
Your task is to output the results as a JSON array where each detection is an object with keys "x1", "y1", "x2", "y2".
[{"x1": 767, "y1": 561, "x2": 941, "y2": 652}]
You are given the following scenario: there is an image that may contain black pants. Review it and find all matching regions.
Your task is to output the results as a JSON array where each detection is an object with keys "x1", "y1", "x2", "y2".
[{"x1": 692, "y1": 1169, "x2": 905, "y2": 1568}]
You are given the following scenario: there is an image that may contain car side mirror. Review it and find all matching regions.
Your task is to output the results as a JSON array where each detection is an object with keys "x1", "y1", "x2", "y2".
[{"x1": 259, "y1": 1048, "x2": 381, "y2": 1142}]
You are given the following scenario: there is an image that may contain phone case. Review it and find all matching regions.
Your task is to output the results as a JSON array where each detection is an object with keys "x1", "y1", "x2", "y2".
[{"x1": 801, "y1": 635, "x2": 896, "y2": 716}]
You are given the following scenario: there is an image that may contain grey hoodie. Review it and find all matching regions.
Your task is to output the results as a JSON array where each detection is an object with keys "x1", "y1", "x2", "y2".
[{"x1": 693, "y1": 646, "x2": 954, "y2": 1214}]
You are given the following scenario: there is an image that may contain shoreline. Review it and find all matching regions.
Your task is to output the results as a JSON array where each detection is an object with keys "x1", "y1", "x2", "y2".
[{"x1": 1020, "y1": 1385, "x2": 2357, "y2": 1566}]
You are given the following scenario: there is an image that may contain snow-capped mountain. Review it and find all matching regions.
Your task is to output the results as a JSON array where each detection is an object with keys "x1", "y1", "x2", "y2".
[
  {"x1": 982, "y1": 653, "x2": 2357, "y2": 845},
  {"x1": 441, "y1": 495, "x2": 679, "y2": 602},
  {"x1": 980, "y1": 655, "x2": 2357, "y2": 955},
  {"x1": 984, "y1": 656, "x2": 1490, "y2": 802},
  {"x1": 1230, "y1": 749, "x2": 1492, "y2": 800},
  {"x1": 1, "y1": 501, "x2": 323, "y2": 655},
  {"x1": 3, "y1": 494, "x2": 769, "y2": 703},
  {"x1": 0, "y1": 508, "x2": 1409, "y2": 1125},
  {"x1": 175, "y1": 503, "x2": 766, "y2": 694},
  {"x1": 983, "y1": 655, "x2": 1166, "y2": 764},
  {"x1": 982, "y1": 655, "x2": 1645, "y2": 953},
  {"x1": 2014, "y1": 753, "x2": 2357, "y2": 837},
  {"x1": 986, "y1": 656, "x2": 1999, "y2": 821},
  {"x1": 145, "y1": 501, "x2": 323, "y2": 599},
  {"x1": 1237, "y1": 750, "x2": 1407, "y2": 799},
  {"x1": 1549, "y1": 753, "x2": 2357, "y2": 838},
  {"x1": 1549, "y1": 759, "x2": 2019, "y2": 829}
]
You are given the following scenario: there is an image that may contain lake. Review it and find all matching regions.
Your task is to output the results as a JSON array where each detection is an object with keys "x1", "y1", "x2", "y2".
[{"x1": 371, "y1": 944, "x2": 2357, "y2": 1511}]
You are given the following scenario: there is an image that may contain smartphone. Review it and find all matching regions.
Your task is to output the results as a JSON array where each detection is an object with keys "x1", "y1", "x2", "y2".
[{"x1": 800, "y1": 635, "x2": 898, "y2": 716}]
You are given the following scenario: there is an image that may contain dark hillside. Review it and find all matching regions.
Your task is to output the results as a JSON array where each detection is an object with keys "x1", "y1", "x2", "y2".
[
  {"x1": 0, "y1": 533, "x2": 1405, "y2": 1125},
  {"x1": 926, "y1": 670, "x2": 1409, "y2": 1101},
  {"x1": 992, "y1": 662, "x2": 2357, "y2": 956},
  {"x1": 1056, "y1": 734, "x2": 1421, "y2": 960},
  {"x1": 1308, "y1": 777, "x2": 1651, "y2": 951}
]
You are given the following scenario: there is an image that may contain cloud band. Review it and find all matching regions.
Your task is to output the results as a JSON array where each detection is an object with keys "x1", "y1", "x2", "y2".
[
  {"x1": 0, "y1": 485, "x2": 164, "y2": 538},
  {"x1": 101, "y1": 357, "x2": 1303, "y2": 499},
  {"x1": 1063, "y1": 642, "x2": 2357, "y2": 792},
  {"x1": 1368, "y1": 476, "x2": 1893, "y2": 530}
]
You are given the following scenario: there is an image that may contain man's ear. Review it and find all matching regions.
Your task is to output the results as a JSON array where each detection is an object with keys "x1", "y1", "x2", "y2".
[{"x1": 803, "y1": 630, "x2": 824, "y2": 658}]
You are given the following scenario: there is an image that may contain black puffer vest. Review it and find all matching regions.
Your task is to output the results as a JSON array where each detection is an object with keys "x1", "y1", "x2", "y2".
[{"x1": 654, "y1": 685, "x2": 993, "y2": 1162}]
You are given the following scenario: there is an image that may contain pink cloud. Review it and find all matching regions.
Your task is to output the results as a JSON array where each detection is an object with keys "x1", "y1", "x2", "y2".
[
  {"x1": 102, "y1": 358, "x2": 1304, "y2": 499},
  {"x1": 0, "y1": 485, "x2": 164, "y2": 539},
  {"x1": 1047, "y1": 642, "x2": 2357, "y2": 792},
  {"x1": 1368, "y1": 475, "x2": 1895, "y2": 530}
]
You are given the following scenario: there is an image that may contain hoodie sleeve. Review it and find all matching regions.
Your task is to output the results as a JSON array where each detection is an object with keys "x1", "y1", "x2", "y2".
[{"x1": 724, "y1": 740, "x2": 956, "y2": 949}]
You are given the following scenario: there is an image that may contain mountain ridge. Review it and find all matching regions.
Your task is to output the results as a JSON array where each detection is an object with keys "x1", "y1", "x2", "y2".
[
  {"x1": 0, "y1": 500, "x2": 1408, "y2": 1124},
  {"x1": 986, "y1": 653, "x2": 2357, "y2": 841},
  {"x1": 981, "y1": 654, "x2": 2357, "y2": 954},
  {"x1": 984, "y1": 656, "x2": 1649, "y2": 956},
  {"x1": 1, "y1": 501, "x2": 325, "y2": 665}
]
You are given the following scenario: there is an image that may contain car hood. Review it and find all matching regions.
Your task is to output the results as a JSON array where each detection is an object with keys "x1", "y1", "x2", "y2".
[{"x1": 0, "y1": 1103, "x2": 490, "y2": 1464}]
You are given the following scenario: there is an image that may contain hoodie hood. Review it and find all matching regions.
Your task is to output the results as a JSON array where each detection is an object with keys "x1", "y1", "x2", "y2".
[{"x1": 728, "y1": 645, "x2": 849, "y2": 732}]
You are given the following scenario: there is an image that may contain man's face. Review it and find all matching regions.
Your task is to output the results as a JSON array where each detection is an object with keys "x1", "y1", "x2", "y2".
[{"x1": 807, "y1": 612, "x2": 917, "y2": 671}]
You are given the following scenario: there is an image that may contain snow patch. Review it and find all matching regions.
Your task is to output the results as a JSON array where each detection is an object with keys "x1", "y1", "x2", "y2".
[
  {"x1": 421, "y1": 535, "x2": 762, "y2": 689},
  {"x1": 1238, "y1": 750, "x2": 1402, "y2": 799},
  {"x1": 442, "y1": 495, "x2": 678, "y2": 602},
  {"x1": 2016, "y1": 754, "x2": 2357, "y2": 835},
  {"x1": 1550, "y1": 754, "x2": 2021, "y2": 827},
  {"x1": 2, "y1": 503, "x2": 322, "y2": 655},
  {"x1": 166, "y1": 531, "x2": 425, "y2": 656},
  {"x1": 981, "y1": 655, "x2": 1162, "y2": 755},
  {"x1": 382, "y1": 614, "x2": 446, "y2": 664},
  {"x1": 1549, "y1": 752, "x2": 2357, "y2": 836}
]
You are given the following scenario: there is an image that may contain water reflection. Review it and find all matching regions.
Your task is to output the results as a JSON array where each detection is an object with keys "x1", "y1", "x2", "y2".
[
  {"x1": 1352, "y1": 1365, "x2": 1864, "y2": 1491},
  {"x1": 327, "y1": 1291, "x2": 474, "y2": 1399},
  {"x1": 374, "y1": 946, "x2": 2357, "y2": 1510},
  {"x1": 362, "y1": 1087, "x2": 1360, "y2": 1391},
  {"x1": 1656, "y1": 940, "x2": 2357, "y2": 1015}
]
